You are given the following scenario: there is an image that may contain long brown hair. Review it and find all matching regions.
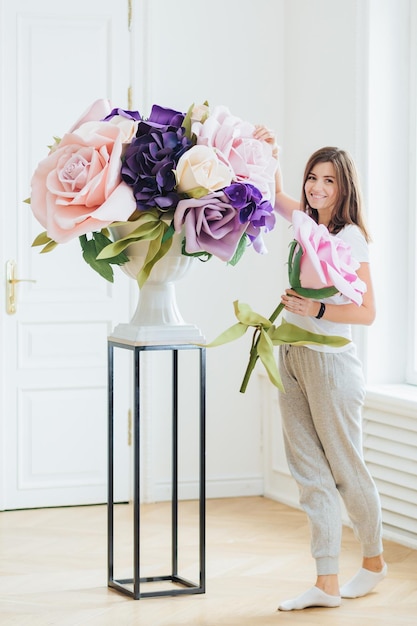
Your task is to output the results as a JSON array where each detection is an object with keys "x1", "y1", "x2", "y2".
[{"x1": 301, "y1": 147, "x2": 371, "y2": 242}]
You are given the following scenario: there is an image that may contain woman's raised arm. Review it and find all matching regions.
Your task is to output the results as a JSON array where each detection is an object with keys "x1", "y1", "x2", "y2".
[{"x1": 253, "y1": 125, "x2": 300, "y2": 221}]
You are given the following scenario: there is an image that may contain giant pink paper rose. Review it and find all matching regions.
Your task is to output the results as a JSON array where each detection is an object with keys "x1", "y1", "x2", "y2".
[
  {"x1": 68, "y1": 99, "x2": 112, "y2": 132},
  {"x1": 191, "y1": 105, "x2": 276, "y2": 202},
  {"x1": 30, "y1": 103, "x2": 136, "y2": 244},
  {"x1": 292, "y1": 210, "x2": 366, "y2": 305}
]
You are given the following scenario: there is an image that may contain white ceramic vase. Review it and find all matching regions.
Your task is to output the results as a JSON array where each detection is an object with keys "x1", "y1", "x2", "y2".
[{"x1": 108, "y1": 223, "x2": 205, "y2": 345}]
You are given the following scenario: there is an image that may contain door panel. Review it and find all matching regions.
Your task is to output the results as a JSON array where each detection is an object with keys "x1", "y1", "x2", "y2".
[{"x1": 0, "y1": 0, "x2": 132, "y2": 509}]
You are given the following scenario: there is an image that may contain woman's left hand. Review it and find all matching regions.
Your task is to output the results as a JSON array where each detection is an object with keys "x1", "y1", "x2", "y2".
[{"x1": 281, "y1": 289, "x2": 317, "y2": 317}]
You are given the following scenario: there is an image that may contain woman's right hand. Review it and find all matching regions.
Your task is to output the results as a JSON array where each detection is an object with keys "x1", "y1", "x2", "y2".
[
  {"x1": 254, "y1": 125, "x2": 300, "y2": 221},
  {"x1": 253, "y1": 125, "x2": 279, "y2": 159}
]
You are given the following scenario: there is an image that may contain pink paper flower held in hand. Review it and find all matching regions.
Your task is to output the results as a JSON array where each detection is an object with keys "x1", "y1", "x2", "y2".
[
  {"x1": 291, "y1": 210, "x2": 366, "y2": 305},
  {"x1": 289, "y1": 211, "x2": 366, "y2": 305},
  {"x1": 206, "y1": 211, "x2": 366, "y2": 393}
]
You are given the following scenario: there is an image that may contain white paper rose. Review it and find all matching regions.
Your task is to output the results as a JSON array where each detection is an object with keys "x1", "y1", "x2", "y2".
[{"x1": 174, "y1": 145, "x2": 233, "y2": 196}]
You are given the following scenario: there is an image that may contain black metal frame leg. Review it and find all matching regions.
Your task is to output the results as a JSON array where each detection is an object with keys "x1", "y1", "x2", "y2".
[{"x1": 107, "y1": 341, "x2": 206, "y2": 600}]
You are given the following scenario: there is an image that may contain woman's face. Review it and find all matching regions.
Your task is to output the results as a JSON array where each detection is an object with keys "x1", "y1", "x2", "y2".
[{"x1": 304, "y1": 161, "x2": 339, "y2": 222}]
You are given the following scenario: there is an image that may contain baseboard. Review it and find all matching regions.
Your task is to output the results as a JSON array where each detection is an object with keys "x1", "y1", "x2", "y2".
[
  {"x1": 263, "y1": 470, "x2": 300, "y2": 509},
  {"x1": 149, "y1": 475, "x2": 264, "y2": 502}
]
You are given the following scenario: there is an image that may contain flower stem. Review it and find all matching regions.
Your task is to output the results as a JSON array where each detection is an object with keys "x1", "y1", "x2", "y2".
[
  {"x1": 239, "y1": 302, "x2": 285, "y2": 393},
  {"x1": 267, "y1": 301, "x2": 285, "y2": 325}
]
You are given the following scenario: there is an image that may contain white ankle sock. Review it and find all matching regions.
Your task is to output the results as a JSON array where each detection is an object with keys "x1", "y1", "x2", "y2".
[
  {"x1": 340, "y1": 563, "x2": 387, "y2": 598},
  {"x1": 278, "y1": 586, "x2": 341, "y2": 611}
]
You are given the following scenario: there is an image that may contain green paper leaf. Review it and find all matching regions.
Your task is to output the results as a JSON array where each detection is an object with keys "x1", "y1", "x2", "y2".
[
  {"x1": 162, "y1": 222, "x2": 175, "y2": 243},
  {"x1": 32, "y1": 231, "x2": 59, "y2": 253},
  {"x1": 79, "y1": 235, "x2": 115, "y2": 282},
  {"x1": 182, "y1": 102, "x2": 195, "y2": 140},
  {"x1": 184, "y1": 185, "x2": 209, "y2": 199},
  {"x1": 288, "y1": 240, "x2": 302, "y2": 288},
  {"x1": 228, "y1": 234, "x2": 248, "y2": 267},
  {"x1": 182, "y1": 101, "x2": 209, "y2": 140},
  {"x1": 181, "y1": 237, "x2": 212, "y2": 261},
  {"x1": 292, "y1": 285, "x2": 339, "y2": 299},
  {"x1": 32, "y1": 231, "x2": 53, "y2": 247},
  {"x1": 79, "y1": 231, "x2": 130, "y2": 282},
  {"x1": 287, "y1": 239, "x2": 339, "y2": 298},
  {"x1": 47, "y1": 136, "x2": 61, "y2": 151},
  {"x1": 40, "y1": 240, "x2": 59, "y2": 253}
]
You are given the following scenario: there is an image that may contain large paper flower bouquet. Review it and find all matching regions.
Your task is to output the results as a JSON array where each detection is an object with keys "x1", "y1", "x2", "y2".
[
  {"x1": 207, "y1": 210, "x2": 367, "y2": 392},
  {"x1": 28, "y1": 99, "x2": 277, "y2": 286}
]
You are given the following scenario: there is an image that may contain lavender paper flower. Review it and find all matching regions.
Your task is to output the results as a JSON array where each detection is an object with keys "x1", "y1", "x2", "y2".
[{"x1": 173, "y1": 191, "x2": 247, "y2": 261}]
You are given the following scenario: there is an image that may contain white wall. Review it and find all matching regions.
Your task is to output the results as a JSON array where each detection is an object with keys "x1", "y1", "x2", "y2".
[
  {"x1": 280, "y1": 0, "x2": 367, "y2": 195},
  {"x1": 131, "y1": 0, "x2": 287, "y2": 499}
]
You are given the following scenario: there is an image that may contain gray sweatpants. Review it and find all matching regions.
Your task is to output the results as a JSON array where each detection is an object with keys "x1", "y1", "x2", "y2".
[{"x1": 278, "y1": 344, "x2": 383, "y2": 576}]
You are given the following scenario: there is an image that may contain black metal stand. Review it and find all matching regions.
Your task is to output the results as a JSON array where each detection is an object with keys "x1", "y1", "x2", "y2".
[{"x1": 107, "y1": 340, "x2": 206, "y2": 599}]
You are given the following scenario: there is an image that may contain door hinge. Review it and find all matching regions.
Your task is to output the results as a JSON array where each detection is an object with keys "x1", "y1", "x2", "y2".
[{"x1": 128, "y1": 0, "x2": 132, "y2": 30}]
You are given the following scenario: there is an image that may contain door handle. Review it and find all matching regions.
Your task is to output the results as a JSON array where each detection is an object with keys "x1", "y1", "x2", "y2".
[{"x1": 6, "y1": 260, "x2": 36, "y2": 314}]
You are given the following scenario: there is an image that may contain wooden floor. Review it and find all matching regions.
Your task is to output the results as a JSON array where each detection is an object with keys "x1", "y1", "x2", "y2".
[{"x1": 0, "y1": 497, "x2": 416, "y2": 626}]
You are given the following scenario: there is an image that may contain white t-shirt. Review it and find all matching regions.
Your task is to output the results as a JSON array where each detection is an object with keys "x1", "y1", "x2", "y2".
[{"x1": 283, "y1": 224, "x2": 369, "y2": 353}]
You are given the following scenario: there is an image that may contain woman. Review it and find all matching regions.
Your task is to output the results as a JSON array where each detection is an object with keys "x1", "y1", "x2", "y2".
[{"x1": 253, "y1": 127, "x2": 386, "y2": 611}]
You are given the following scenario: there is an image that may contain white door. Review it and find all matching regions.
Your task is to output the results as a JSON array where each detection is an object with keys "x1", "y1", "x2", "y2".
[{"x1": 0, "y1": 0, "x2": 133, "y2": 509}]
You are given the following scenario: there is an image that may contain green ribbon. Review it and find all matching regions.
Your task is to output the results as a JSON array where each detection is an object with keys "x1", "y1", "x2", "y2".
[
  {"x1": 96, "y1": 210, "x2": 174, "y2": 288},
  {"x1": 204, "y1": 300, "x2": 349, "y2": 393}
]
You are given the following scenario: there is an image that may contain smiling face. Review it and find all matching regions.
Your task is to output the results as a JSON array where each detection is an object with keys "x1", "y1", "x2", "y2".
[{"x1": 304, "y1": 161, "x2": 340, "y2": 225}]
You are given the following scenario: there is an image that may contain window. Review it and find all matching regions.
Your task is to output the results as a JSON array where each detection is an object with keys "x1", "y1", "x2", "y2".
[{"x1": 366, "y1": 0, "x2": 416, "y2": 387}]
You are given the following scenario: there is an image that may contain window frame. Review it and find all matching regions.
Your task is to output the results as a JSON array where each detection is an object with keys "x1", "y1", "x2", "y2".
[{"x1": 407, "y1": 0, "x2": 417, "y2": 385}]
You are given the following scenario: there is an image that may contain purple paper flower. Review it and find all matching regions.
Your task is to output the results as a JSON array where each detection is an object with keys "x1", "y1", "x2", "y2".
[
  {"x1": 224, "y1": 182, "x2": 275, "y2": 253},
  {"x1": 145, "y1": 104, "x2": 185, "y2": 127},
  {"x1": 173, "y1": 191, "x2": 247, "y2": 261},
  {"x1": 102, "y1": 108, "x2": 142, "y2": 122},
  {"x1": 121, "y1": 104, "x2": 192, "y2": 211}
]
